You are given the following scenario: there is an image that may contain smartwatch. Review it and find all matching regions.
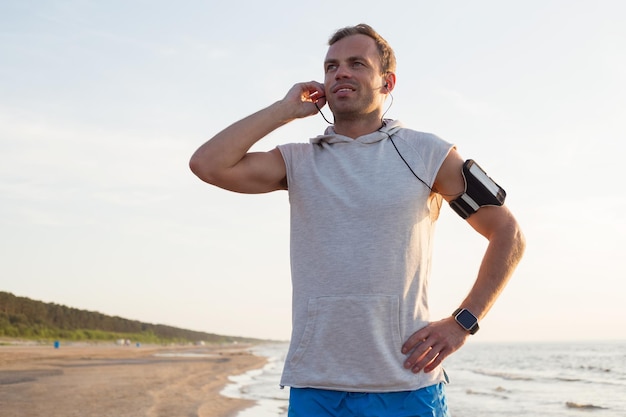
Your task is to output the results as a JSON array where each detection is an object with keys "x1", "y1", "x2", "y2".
[{"x1": 453, "y1": 308, "x2": 479, "y2": 335}]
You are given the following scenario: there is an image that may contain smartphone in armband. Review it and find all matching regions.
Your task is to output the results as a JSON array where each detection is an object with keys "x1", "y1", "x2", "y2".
[{"x1": 449, "y1": 160, "x2": 506, "y2": 219}]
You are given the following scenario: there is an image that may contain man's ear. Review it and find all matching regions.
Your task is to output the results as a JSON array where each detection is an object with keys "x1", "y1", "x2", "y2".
[{"x1": 383, "y1": 72, "x2": 397, "y2": 92}]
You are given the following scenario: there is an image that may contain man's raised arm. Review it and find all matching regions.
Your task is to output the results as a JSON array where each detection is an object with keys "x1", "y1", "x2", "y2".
[{"x1": 189, "y1": 81, "x2": 326, "y2": 194}]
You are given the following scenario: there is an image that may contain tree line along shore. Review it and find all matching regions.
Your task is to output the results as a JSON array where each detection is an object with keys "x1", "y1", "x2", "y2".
[{"x1": 0, "y1": 291, "x2": 262, "y2": 345}]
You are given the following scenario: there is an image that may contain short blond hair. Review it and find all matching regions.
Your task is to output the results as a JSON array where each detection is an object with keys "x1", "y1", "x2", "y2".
[{"x1": 328, "y1": 23, "x2": 396, "y2": 74}]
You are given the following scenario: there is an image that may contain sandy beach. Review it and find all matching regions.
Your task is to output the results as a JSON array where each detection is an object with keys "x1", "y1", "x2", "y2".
[{"x1": 0, "y1": 341, "x2": 267, "y2": 417}]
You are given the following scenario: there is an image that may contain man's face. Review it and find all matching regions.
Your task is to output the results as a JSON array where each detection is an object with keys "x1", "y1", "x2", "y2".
[{"x1": 323, "y1": 34, "x2": 386, "y2": 120}]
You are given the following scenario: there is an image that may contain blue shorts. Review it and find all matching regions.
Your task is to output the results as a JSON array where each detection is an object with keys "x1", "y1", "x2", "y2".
[{"x1": 288, "y1": 383, "x2": 450, "y2": 417}]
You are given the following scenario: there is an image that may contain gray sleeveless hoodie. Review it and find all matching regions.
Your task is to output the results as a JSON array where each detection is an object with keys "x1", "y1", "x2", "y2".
[{"x1": 277, "y1": 120, "x2": 453, "y2": 392}]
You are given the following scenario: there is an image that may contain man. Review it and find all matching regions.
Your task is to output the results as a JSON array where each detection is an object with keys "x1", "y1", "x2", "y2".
[{"x1": 190, "y1": 24, "x2": 525, "y2": 417}]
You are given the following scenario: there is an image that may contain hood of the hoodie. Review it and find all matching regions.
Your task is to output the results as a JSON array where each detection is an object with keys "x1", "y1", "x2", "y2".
[{"x1": 309, "y1": 119, "x2": 404, "y2": 145}]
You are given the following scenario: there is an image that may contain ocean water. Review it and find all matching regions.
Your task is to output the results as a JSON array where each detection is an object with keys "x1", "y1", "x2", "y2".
[
  {"x1": 221, "y1": 340, "x2": 626, "y2": 416},
  {"x1": 221, "y1": 343, "x2": 290, "y2": 417}
]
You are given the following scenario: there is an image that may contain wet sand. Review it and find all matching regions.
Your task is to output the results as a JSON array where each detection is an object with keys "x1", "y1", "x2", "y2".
[{"x1": 0, "y1": 342, "x2": 267, "y2": 417}]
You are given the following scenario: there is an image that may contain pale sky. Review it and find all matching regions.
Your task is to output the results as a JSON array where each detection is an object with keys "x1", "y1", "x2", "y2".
[{"x1": 1, "y1": 0, "x2": 624, "y2": 342}]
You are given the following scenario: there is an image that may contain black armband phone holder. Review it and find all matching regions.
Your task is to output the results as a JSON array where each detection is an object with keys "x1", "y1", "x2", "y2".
[{"x1": 449, "y1": 160, "x2": 506, "y2": 219}]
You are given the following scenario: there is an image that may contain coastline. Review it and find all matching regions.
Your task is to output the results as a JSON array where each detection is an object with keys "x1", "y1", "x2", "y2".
[
  {"x1": 0, "y1": 341, "x2": 267, "y2": 417},
  {"x1": 221, "y1": 342, "x2": 290, "y2": 417}
]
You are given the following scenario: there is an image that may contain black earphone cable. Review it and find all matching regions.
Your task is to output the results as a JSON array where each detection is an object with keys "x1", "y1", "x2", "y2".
[
  {"x1": 384, "y1": 131, "x2": 433, "y2": 192},
  {"x1": 314, "y1": 84, "x2": 394, "y2": 126},
  {"x1": 314, "y1": 100, "x2": 333, "y2": 124},
  {"x1": 385, "y1": 132, "x2": 459, "y2": 198},
  {"x1": 314, "y1": 89, "x2": 455, "y2": 198}
]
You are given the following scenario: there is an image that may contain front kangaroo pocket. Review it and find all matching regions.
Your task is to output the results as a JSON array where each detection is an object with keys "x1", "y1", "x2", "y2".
[{"x1": 289, "y1": 295, "x2": 404, "y2": 389}]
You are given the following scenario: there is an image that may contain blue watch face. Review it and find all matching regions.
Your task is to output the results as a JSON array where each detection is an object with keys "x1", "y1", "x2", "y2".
[{"x1": 457, "y1": 309, "x2": 477, "y2": 329}]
